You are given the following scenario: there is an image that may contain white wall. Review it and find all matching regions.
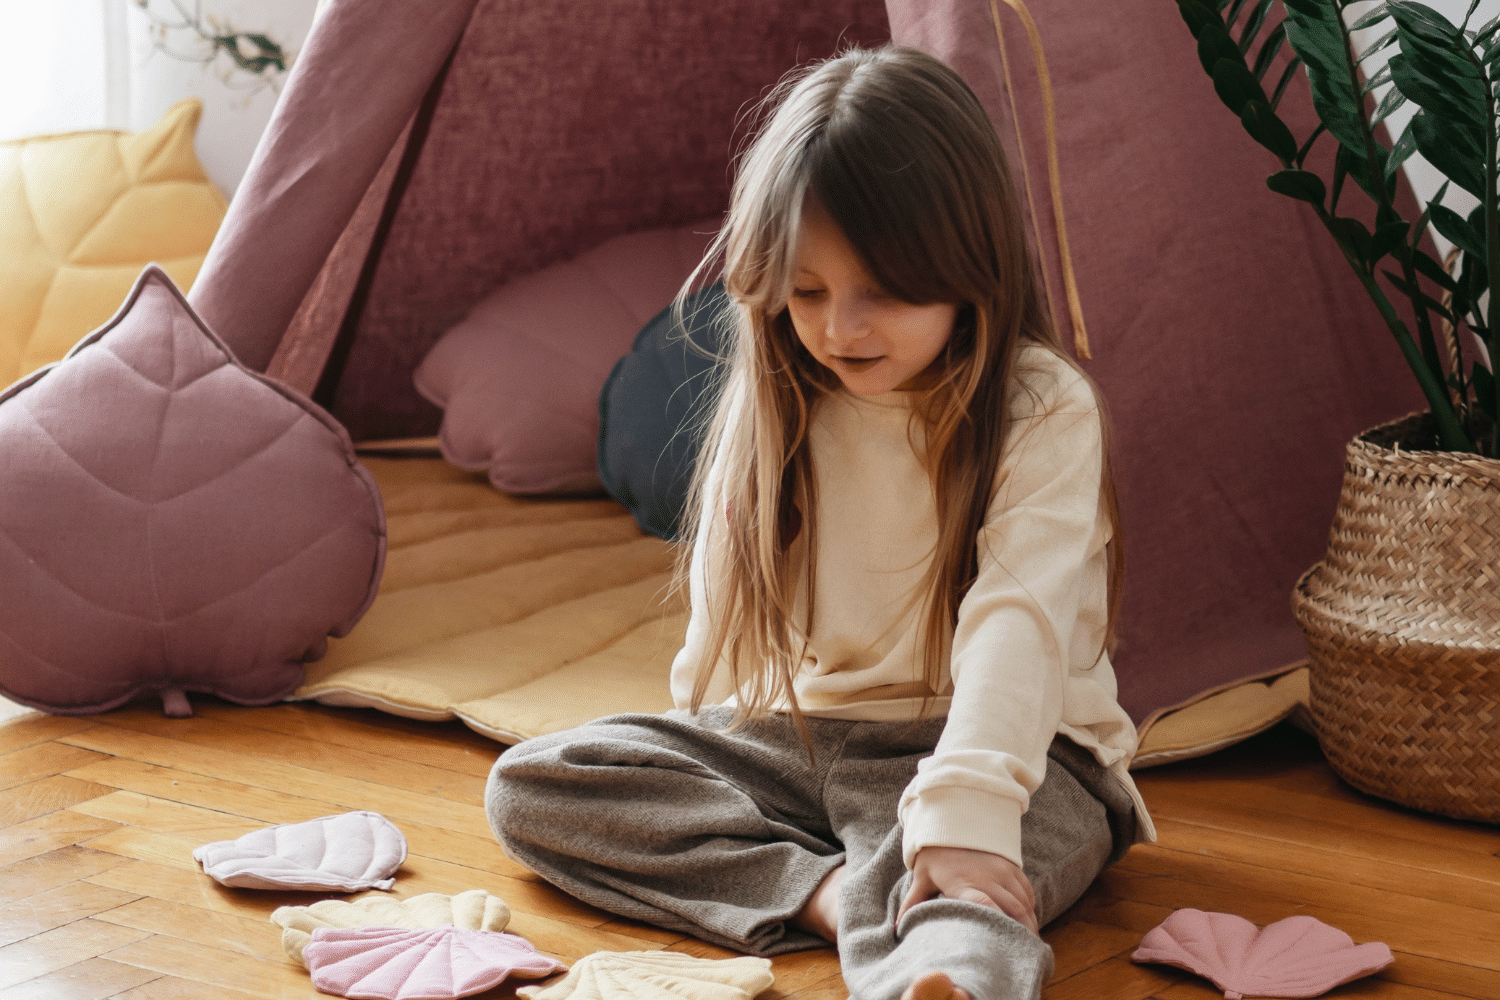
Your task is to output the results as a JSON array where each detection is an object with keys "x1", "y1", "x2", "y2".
[{"x1": 0, "y1": 0, "x2": 321, "y2": 199}]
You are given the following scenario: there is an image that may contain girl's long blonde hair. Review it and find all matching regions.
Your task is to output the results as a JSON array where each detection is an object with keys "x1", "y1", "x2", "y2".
[{"x1": 677, "y1": 45, "x2": 1124, "y2": 730}]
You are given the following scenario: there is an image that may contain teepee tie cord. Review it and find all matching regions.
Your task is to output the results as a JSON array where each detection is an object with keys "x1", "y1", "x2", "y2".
[{"x1": 988, "y1": 0, "x2": 1091, "y2": 360}]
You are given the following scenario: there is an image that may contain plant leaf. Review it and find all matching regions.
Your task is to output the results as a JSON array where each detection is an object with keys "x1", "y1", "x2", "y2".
[
  {"x1": 1177, "y1": 0, "x2": 1224, "y2": 41},
  {"x1": 1411, "y1": 110, "x2": 1487, "y2": 199},
  {"x1": 1382, "y1": 269, "x2": 1457, "y2": 319},
  {"x1": 1474, "y1": 362, "x2": 1497, "y2": 420},
  {"x1": 1475, "y1": 12, "x2": 1500, "y2": 48},
  {"x1": 1361, "y1": 63, "x2": 1393, "y2": 94},
  {"x1": 1239, "y1": 0, "x2": 1277, "y2": 54},
  {"x1": 1199, "y1": 21, "x2": 1245, "y2": 76},
  {"x1": 1385, "y1": 121, "x2": 1419, "y2": 180},
  {"x1": 1463, "y1": 0, "x2": 1484, "y2": 32},
  {"x1": 1356, "y1": 27, "x2": 1400, "y2": 65},
  {"x1": 1215, "y1": 56, "x2": 1271, "y2": 114},
  {"x1": 1413, "y1": 247, "x2": 1459, "y2": 291},
  {"x1": 1371, "y1": 84, "x2": 1408, "y2": 125},
  {"x1": 1344, "y1": 142, "x2": 1395, "y2": 204},
  {"x1": 1387, "y1": 40, "x2": 1485, "y2": 151},
  {"x1": 1253, "y1": 20, "x2": 1288, "y2": 79},
  {"x1": 1331, "y1": 143, "x2": 1352, "y2": 212},
  {"x1": 1330, "y1": 216, "x2": 1375, "y2": 266},
  {"x1": 1296, "y1": 122, "x2": 1327, "y2": 166},
  {"x1": 1282, "y1": 0, "x2": 1368, "y2": 151},
  {"x1": 1371, "y1": 220, "x2": 1413, "y2": 261},
  {"x1": 1430, "y1": 201, "x2": 1488, "y2": 261},
  {"x1": 1350, "y1": 3, "x2": 1392, "y2": 30},
  {"x1": 1240, "y1": 99, "x2": 1300, "y2": 161},
  {"x1": 1267, "y1": 168, "x2": 1327, "y2": 204}
]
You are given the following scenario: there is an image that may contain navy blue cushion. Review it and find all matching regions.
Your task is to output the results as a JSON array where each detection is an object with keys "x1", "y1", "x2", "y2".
[{"x1": 597, "y1": 282, "x2": 732, "y2": 540}]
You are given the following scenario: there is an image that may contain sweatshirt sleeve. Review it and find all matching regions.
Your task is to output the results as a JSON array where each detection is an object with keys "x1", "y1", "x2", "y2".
[{"x1": 896, "y1": 363, "x2": 1111, "y2": 870}]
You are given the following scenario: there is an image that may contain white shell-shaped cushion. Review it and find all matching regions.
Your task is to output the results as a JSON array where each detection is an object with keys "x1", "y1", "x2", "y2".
[
  {"x1": 516, "y1": 950, "x2": 773, "y2": 1000},
  {"x1": 193, "y1": 810, "x2": 407, "y2": 891},
  {"x1": 272, "y1": 889, "x2": 512, "y2": 965}
]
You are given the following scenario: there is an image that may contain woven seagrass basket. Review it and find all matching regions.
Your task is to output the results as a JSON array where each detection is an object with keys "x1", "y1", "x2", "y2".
[{"x1": 1292, "y1": 411, "x2": 1500, "y2": 824}]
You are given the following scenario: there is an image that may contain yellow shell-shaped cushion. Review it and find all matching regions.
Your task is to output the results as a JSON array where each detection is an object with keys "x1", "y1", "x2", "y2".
[
  {"x1": 270, "y1": 889, "x2": 513, "y2": 965},
  {"x1": 0, "y1": 97, "x2": 226, "y2": 388}
]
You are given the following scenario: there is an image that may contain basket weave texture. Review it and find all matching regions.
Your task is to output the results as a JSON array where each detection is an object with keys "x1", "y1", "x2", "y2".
[{"x1": 1292, "y1": 411, "x2": 1500, "y2": 824}]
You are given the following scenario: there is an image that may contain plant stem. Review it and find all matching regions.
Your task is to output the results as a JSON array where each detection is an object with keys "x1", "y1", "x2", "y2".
[
  {"x1": 1328, "y1": 0, "x2": 1479, "y2": 450},
  {"x1": 1487, "y1": 76, "x2": 1499, "y2": 456},
  {"x1": 1335, "y1": 2, "x2": 1447, "y2": 383},
  {"x1": 1318, "y1": 203, "x2": 1476, "y2": 450}
]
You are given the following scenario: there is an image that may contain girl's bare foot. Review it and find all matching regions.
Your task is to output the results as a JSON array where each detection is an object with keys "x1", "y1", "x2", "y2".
[
  {"x1": 791, "y1": 864, "x2": 846, "y2": 942},
  {"x1": 902, "y1": 971, "x2": 971, "y2": 1000}
]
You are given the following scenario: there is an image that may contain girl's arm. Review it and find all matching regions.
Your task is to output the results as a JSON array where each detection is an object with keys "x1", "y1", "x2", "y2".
[{"x1": 896, "y1": 360, "x2": 1118, "y2": 875}]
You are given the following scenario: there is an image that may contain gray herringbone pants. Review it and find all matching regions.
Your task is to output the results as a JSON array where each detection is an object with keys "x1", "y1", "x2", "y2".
[{"x1": 486, "y1": 709, "x2": 1135, "y2": 1000}]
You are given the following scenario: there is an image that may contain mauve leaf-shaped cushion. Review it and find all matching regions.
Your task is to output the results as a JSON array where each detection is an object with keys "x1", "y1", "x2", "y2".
[
  {"x1": 1131, "y1": 908, "x2": 1394, "y2": 999},
  {"x1": 303, "y1": 926, "x2": 566, "y2": 1000},
  {"x1": 413, "y1": 220, "x2": 718, "y2": 495},
  {"x1": 194, "y1": 810, "x2": 407, "y2": 891},
  {"x1": 0, "y1": 264, "x2": 385, "y2": 715},
  {"x1": 516, "y1": 950, "x2": 775, "y2": 1000}
]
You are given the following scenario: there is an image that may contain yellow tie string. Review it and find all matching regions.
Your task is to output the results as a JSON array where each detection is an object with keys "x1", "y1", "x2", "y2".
[{"x1": 988, "y1": 0, "x2": 1092, "y2": 359}]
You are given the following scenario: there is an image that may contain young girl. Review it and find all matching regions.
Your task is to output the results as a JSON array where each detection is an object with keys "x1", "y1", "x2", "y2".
[{"x1": 487, "y1": 45, "x2": 1155, "y2": 1000}]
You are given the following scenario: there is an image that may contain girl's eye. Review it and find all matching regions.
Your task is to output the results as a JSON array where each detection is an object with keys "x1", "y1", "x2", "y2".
[{"x1": 791, "y1": 288, "x2": 824, "y2": 300}]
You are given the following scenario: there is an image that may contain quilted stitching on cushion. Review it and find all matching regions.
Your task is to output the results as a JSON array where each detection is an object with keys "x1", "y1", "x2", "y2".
[
  {"x1": 0, "y1": 265, "x2": 386, "y2": 716},
  {"x1": 0, "y1": 98, "x2": 225, "y2": 387},
  {"x1": 273, "y1": 890, "x2": 513, "y2": 966},
  {"x1": 195, "y1": 810, "x2": 408, "y2": 891}
]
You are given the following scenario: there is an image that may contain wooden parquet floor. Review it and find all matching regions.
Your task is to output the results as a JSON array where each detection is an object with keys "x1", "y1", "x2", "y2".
[{"x1": 1, "y1": 701, "x2": 1496, "y2": 1000}]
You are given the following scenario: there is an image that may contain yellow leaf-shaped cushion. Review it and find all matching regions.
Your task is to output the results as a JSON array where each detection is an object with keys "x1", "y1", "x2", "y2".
[
  {"x1": 517, "y1": 951, "x2": 774, "y2": 1000},
  {"x1": 0, "y1": 98, "x2": 225, "y2": 387},
  {"x1": 271, "y1": 889, "x2": 513, "y2": 965}
]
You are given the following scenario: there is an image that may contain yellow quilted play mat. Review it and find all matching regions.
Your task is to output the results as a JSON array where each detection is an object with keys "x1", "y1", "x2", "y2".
[
  {"x1": 294, "y1": 456, "x2": 688, "y2": 742},
  {"x1": 0, "y1": 98, "x2": 225, "y2": 387},
  {"x1": 306, "y1": 455, "x2": 1311, "y2": 761}
]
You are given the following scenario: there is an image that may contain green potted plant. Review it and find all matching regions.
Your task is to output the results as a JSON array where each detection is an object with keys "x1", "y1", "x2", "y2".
[{"x1": 1174, "y1": 0, "x2": 1499, "y2": 823}]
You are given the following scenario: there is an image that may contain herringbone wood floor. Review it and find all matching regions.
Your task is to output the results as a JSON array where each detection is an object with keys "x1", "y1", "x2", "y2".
[{"x1": 1, "y1": 701, "x2": 1496, "y2": 1000}]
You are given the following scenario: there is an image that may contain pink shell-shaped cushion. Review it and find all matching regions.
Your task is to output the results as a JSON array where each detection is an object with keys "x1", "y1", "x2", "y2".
[
  {"x1": 303, "y1": 926, "x2": 566, "y2": 999},
  {"x1": 1131, "y1": 908, "x2": 1394, "y2": 999},
  {"x1": 0, "y1": 264, "x2": 385, "y2": 717},
  {"x1": 413, "y1": 220, "x2": 717, "y2": 495},
  {"x1": 193, "y1": 810, "x2": 407, "y2": 891}
]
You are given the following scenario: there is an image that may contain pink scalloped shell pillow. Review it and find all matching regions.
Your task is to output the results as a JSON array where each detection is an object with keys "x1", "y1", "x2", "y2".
[
  {"x1": 0, "y1": 264, "x2": 385, "y2": 717},
  {"x1": 1132, "y1": 908, "x2": 1393, "y2": 999},
  {"x1": 414, "y1": 220, "x2": 718, "y2": 495},
  {"x1": 304, "y1": 926, "x2": 566, "y2": 1000},
  {"x1": 194, "y1": 810, "x2": 407, "y2": 891}
]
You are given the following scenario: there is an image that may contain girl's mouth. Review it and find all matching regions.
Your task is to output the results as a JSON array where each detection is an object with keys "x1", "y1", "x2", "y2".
[{"x1": 834, "y1": 355, "x2": 883, "y2": 373}]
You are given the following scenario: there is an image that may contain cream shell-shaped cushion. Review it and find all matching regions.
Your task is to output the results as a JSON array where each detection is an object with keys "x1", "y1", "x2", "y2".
[
  {"x1": 194, "y1": 810, "x2": 407, "y2": 891},
  {"x1": 517, "y1": 951, "x2": 774, "y2": 1000},
  {"x1": 0, "y1": 98, "x2": 225, "y2": 387},
  {"x1": 272, "y1": 889, "x2": 512, "y2": 965}
]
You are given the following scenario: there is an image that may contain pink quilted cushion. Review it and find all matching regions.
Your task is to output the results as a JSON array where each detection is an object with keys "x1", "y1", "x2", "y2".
[
  {"x1": 413, "y1": 220, "x2": 718, "y2": 495},
  {"x1": 0, "y1": 264, "x2": 386, "y2": 717}
]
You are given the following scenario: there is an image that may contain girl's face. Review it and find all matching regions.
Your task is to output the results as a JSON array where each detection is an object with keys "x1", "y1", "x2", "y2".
[{"x1": 786, "y1": 199, "x2": 958, "y2": 396}]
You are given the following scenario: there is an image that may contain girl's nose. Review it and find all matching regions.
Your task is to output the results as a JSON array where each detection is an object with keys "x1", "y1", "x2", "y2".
[{"x1": 826, "y1": 295, "x2": 872, "y2": 350}]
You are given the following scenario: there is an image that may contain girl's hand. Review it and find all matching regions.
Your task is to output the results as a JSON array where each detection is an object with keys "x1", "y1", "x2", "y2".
[{"x1": 897, "y1": 846, "x2": 1038, "y2": 934}]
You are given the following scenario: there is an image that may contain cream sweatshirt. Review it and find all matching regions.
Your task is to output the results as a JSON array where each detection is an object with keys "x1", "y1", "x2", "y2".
[{"x1": 670, "y1": 342, "x2": 1156, "y2": 870}]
